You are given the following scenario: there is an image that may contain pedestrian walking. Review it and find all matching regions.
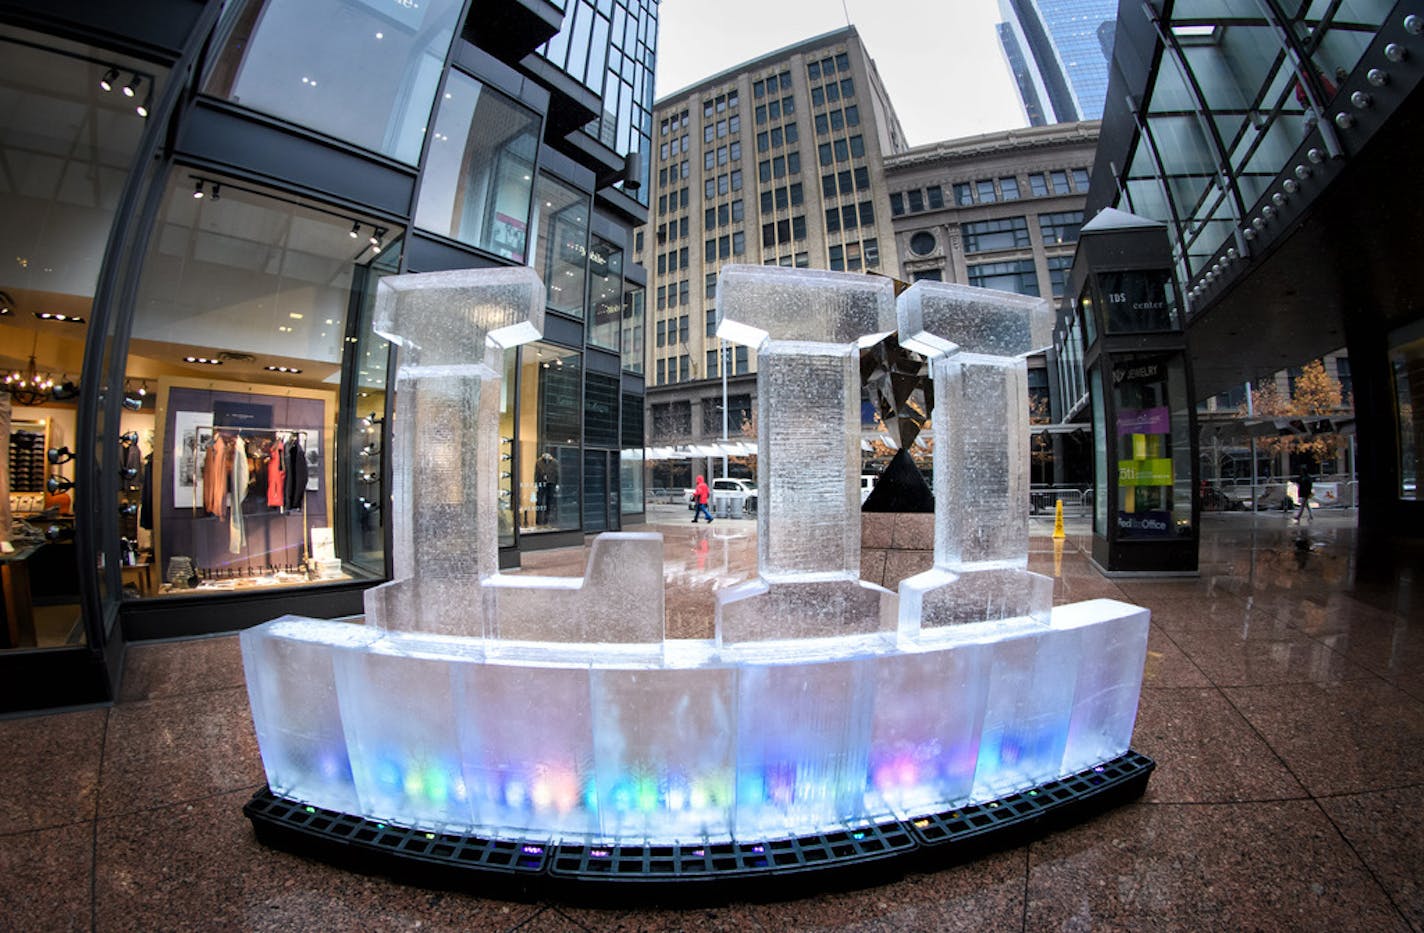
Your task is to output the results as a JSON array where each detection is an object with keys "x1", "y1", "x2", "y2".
[
  {"x1": 1295, "y1": 465, "x2": 1315, "y2": 524},
  {"x1": 691, "y1": 474, "x2": 714, "y2": 524}
]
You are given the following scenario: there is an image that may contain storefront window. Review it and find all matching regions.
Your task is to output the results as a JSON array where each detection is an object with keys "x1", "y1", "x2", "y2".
[
  {"x1": 205, "y1": 0, "x2": 463, "y2": 165},
  {"x1": 588, "y1": 236, "x2": 623, "y2": 351},
  {"x1": 530, "y1": 173, "x2": 589, "y2": 316},
  {"x1": 413, "y1": 71, "x2": 540, "y2": 261},
  {"x1": 1, "y1": 29, "x2": 166, "y2": 649},
  {"x1": 342, "y1": 246, "x2": 398, "y2": 575},
  {"x1": 516, "y1": 342, "x2": 582, "y2": 533},
  {"x1": 1112, "y1": 354, "x2": 1193, "y2": 539},
  {"x1": 499, "y1": 348, "x2": 517, "y2": 547},
  {"x1": 122, "y1": 170, "x2": 396, "y2": 598}
]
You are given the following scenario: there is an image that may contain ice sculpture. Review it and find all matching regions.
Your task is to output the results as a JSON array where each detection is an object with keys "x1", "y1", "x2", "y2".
[
  {"x1": 713, "y1": 266, "x2": 898, "y2": 645},
  {"x1": 243, "y1": 265, "x2": 1149, "y2": 852}
]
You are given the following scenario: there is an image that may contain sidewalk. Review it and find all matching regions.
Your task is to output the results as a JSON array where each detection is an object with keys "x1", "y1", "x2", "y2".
[{"x1": 2, "y1": 511, "x2": 1421, "y2": 930}]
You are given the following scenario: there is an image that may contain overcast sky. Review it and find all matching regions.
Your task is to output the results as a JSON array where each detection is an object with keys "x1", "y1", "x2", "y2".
[{"x1": 653, "y1": 0, "x2": 1027, "y2": 146}]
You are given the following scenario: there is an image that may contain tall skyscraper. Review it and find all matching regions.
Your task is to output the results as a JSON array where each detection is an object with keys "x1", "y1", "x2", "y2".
[
  {"x1": 998, "y1": 0, "x2": 1118, "y2": 123},
  {"x1": 637, "y1": 26, "x2": 908, "y2": 487}
]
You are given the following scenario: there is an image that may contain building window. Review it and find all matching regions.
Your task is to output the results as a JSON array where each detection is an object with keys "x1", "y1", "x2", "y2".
[
  {"x1": 829, "y1": 244, "x2": 844, "y2": 271},
  {"x1": 863, "y1": 238, "x2": 879, "y2": 266},
  {"x1": 413, "y1": 72, "x2": 539, "y2": 260},
  {"x1": 963, "y1": 217, "x2": 1031, "y2": 253},
  {"x1": 926, "y1": 186, "x2": 944, "y2": 210},
  {"x1": 1000, "y1": 176, "x2": 1021, "y2": 200},
  {"x1": 1047, "y1": 255, "x2": 1073, "y2": 297},
  {"x1": 954, "y1": 182, "x2": 973, "y2": 206},
  {"x1": 909, "y1": 231, "x2": 937, "y2": 255},
  {"x1": 825, "y1": 206, "x2": 840, "y2": 233},
  {"x1": 912, "y1": 269, "x2": 942, "y2": 282},
  {"x1": 1028, "y1": 173, "x2": 1048, "y2": 196},
  {"x1": 968, "y1": 259, "x2": 1040, "y2": 296},
  {"x1": 531, "y1": 173, "x2": 589, "y2": 317},
  {"x1": 976, "y1": 179, "x2": 997, "y2": 203},
  {"x1": 1050, "y1": 170, "x2": 1070, "y2": 194},
  {"x1": 890, "y1": 192, "x2": 905, "y2": 216},
  {"x1": 906, "y1": 189, "x2": 924, "y2": 213},
  {"x1": 1072, "y1": 168, "x2": 1091, "y2": 191},
  {"x1": 1039, "y1": 210, "x2": 1084, "y2": 245}
]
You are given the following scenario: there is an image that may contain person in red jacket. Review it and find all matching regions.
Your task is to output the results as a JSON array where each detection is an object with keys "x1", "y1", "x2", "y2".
[{"x1": 691, "y1": 474, "x2": 714, "y2": 524}]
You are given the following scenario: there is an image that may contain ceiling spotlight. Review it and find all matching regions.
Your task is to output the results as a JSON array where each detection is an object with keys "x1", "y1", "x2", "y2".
[
  {"x1": 100, "y1": 67, "x2": 119, "y2": 92},
  {"x1": 51, "y1": 381, "x2": 79, "y2": 400},
  {"x1": 370, "y1": 227, "x2": 387, "y2": 253},
  {"x1": 122, "y1": 74, "x2": 143, "y2": 98},
  {"x1": 264, "y1": 365, "x2": 303, "y2": 373},
  {"x1": 210, "y1": 183, "x2": 221, "y2": 201},
  {"x1": 183, "y1": 355, "x2": 223, "y2": 365},
  {"x1": 350, "y1": 221, "x2": 361, "y2": 239},
  {"x1": 193, "y1": 179, "x2": 205, "y2": 199}
]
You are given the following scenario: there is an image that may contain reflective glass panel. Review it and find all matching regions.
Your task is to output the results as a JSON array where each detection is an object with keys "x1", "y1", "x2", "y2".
[
  {"x1": 414, "y1": 71, "x2": 539, "y2": 261},
  {"x1": 588, "y1": 236, "x2": 623, "y2": 351},
  {"x1": 206, "y1": 0, "x2": 463, "y2": 165},
  {"x1": 518, "y1": 343, "x2": 582, "y2": 533},
  {"x1": 531, "y1": 173, "x2": 589, "y2": 317}
]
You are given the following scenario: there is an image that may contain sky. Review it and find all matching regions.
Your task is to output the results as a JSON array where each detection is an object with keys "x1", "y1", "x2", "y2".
[{"x1": 652, "y1": 0, "x2": 1027, "y2": 147}]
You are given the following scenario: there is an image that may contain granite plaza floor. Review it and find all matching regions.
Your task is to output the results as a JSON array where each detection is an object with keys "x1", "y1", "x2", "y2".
[{"x1": 3, "y1": 507, "x2": 1423, "y2": 931}]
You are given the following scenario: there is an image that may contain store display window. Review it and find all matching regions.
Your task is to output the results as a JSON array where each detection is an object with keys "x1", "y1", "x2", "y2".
[
  {"x1": 1111, "y1": 354, "x2": 1193, "y2": 539},
  {"x1": 413, "y1": 70, "x2": 540, "y2": 261},
  {"x1": 204, "y1": 0, "x2": 463, "y2": 166},
  {"x1": 1, "y1": 27, "x2": 167, "y2": 650},
  {"x1": 516, "y1": 343, "x2": 582, "y2": 533},
  {"x1": 119, "y1": 170, "x2": 395, "y2": 598}
]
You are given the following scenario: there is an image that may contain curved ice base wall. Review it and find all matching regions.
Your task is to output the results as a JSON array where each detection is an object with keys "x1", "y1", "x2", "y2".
[{"x1": 241, "y1": 598, "x2": 1148, "y2": 845}]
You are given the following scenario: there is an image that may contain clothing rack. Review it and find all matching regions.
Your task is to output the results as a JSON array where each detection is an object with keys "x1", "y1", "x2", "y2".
[{"x1": 194, "y1": 425, "x2": 314, "y2": 562}]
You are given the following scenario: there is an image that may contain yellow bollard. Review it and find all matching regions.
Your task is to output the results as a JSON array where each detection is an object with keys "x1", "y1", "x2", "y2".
[
  {"x1": 1053, "y1": 535, "x2": 1065, "y2": 577},
  {"x1": 1053, "y1": 498, "x2": 1066, "y2": 540}
]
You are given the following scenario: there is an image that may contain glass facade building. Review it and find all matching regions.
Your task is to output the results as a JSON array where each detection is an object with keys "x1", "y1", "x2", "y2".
[
  {"x1": 0, "y1": 0, "x2": 657, "y2": 712},
  {"x1": 1057, "y1": 0, "x2": 1424, "y2": 549},
  {"x1": 999, "y1": 0, "x2": 1118, "y2": 123}
]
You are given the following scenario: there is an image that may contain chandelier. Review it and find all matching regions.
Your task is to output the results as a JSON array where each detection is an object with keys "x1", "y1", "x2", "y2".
[{"x1": 4, "y1": 333, "x2": 55, "y2": 406}]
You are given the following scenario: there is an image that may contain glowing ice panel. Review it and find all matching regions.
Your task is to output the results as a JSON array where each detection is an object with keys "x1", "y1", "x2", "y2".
[
  {"x1": 240, "y1": 618, "x2": 381, "y2": 816},
  {"x1": 868, "y1": 639, "x2": 990, "y2": 816},
  {"x1": 971, "y1": 620, "x2": 1080, "y2": 803},
  {"x1": 590, "y1": 666, "x2": 737, "y2": 842},
  {"x1": 457, "y1": 662, "x2": 597, "y2": 838},
  {"x1": 335, "y1": 640, "x2": 475, "y2": 830},
  {"x1": 733, "y1": 658, "x2": 874, "y2": 838}
]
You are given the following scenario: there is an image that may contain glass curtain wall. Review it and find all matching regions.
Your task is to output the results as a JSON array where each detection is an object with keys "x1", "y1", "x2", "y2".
[
  {"x1": 530, "y1": 173, "x2": 590, "y2": 317},
  {"x1": 204, "y1": 0, "x2": 464, "y2": 165},
  {"x1": 0, "y1": 28, "x2": 166, "y2": 650},
  {"x1": 588, "y1": 236, "x2": 624, "y2": 351},
  {"x1": 516, "y1": 342, "x2": 582, "y2": 533},
  {"x1": 119, "y1": 170, "x2": 396, "y2": 601}
]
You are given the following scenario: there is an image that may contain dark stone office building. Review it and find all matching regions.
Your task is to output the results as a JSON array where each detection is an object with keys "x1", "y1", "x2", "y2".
[{"x1": 0, "y1": 0, "x2": 658, "y2": 711}]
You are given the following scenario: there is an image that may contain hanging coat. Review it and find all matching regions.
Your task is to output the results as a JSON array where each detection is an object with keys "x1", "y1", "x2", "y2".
[
  {"x1": 202, "y1": 434, "x2": 231, "y2": 517},
  {"x1": 139, "y1": 454, "x2": 153, "y2": 530},
  {"x1": 285, "y1": 436, "x2": 308, "y2": 510},
  {"x1": 267, "y1": 439, "x2": 286, "y2": 508},
  {"x1": 229, "y1": 435, "x2": 248, "y2": 555}
]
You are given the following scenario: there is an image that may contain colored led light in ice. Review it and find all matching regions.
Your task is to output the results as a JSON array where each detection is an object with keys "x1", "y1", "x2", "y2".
[
  {"x1": 304, "y1": 806, "x2": 315, "y2": 813},
  {"x1": 505, "y1": 780, "x2": 527, "y2": 808},
  {"x1": 522, "y1": 845, "x2": 544, "y2": 855},
  {"x1": 635, "y1": 777, "x2": 658, "y2": 812},
  {"x1": 590, "y1": 849, "x2": 610, "y2": 858}
]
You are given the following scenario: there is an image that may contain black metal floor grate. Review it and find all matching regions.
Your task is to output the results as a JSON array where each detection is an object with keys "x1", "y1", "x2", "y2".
[{"x1": 244, "y1": 750, "x2": 1153, "y2": 893}]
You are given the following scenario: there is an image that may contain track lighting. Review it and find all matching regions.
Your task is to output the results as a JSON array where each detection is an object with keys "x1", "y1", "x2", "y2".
[
  {"x1": 100, "y1": 67, "x2": 119, "y2": 91},
  {"x1": 122, "y1": 73, "x2": 142, "y2": 98},
  {"x1": 350, "y1": 221, "x2": 361, "y2": 239},
  {"x1": 194, "y1": 179, "x2": 205, "y2": 199},
  {"x1": 51, "y1": 381, "x2": 79, "y2": 401},
  {"x1": 136, "y1": 94, "x2": 150, "y2": 118},
  {"x1": 210, "y1": 183, "x2": 221, "y2": 201}
]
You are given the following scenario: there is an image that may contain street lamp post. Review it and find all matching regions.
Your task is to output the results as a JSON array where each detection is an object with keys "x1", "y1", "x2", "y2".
[{"x1": 721, "y1": 339, "x2": 730, "y2": 479}]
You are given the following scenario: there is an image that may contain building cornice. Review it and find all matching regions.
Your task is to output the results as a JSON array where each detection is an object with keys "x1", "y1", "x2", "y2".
[
  {"x1": 653, "y1": 26, "x2": 859, "y2": 108},
  {"x1": 884, "y1": 120, "x2": 1101, "y2": 171}
]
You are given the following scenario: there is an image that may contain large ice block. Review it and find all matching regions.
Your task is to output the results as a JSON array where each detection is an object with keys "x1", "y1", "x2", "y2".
[
  {"x1": 240, "y1": 617, "x2": 383, "y2": 816},
  {"x1": 485, "y1": 532, "x2": 666, "y2": 645},
  {"x1": 898, "y1": 281, "x2": 1052, "y2": 359},
  {"x1": 456, "y1": 660, "x2": 598, "y2": 838},
  {"x1": 1054, "y1": 599, "x2": 1151, "y2": 774},
  {"x1": 590, "y1": 666, "x2": 737, "y2": 842},
  {"x1": 363, "y1": 267, "x2": 545, "y2": 637},
  {"x1": 868, "y1": 633, "x2": 990, "y2": 816},
  {"x1": 733, "y1": 657, "x2": 875, "y2": 839},
  {"x1": 335, "y1": 637, "x2": 477, "y2": 830},
  {"x1": 970, "y1": 619, "x2": 1081, "y2": 803}
]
